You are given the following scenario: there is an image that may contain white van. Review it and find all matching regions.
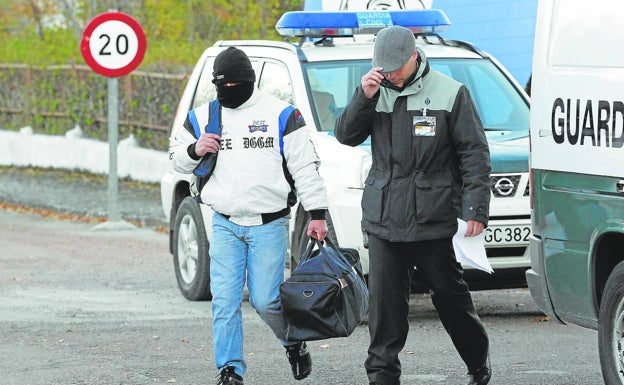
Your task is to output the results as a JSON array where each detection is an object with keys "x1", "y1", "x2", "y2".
[{"x1": 526, "y1": 0, "x2": 624, "y2": 383}]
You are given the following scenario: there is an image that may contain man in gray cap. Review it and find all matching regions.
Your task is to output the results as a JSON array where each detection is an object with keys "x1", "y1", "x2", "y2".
[{"x1": 335, "y1": 25, "x2": 492, "y2": 385}]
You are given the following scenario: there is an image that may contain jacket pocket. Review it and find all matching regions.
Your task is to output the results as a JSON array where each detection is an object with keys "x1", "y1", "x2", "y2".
[
  {"x1": 362, "y1": 176, "x2": 387, "y2": 224},
  {"x1": 414, "y1": 176, "x2": 454, "y2": 224}
]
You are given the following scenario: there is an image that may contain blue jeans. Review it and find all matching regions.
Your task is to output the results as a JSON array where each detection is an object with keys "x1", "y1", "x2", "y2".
[{"x1": 210, "y1": 212, "x2": 290, "y2": 377}]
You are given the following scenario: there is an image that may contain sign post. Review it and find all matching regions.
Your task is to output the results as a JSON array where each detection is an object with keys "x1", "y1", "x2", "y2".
[{"x1": 80, "y1": 11, "x2": 146, "y2": 229}]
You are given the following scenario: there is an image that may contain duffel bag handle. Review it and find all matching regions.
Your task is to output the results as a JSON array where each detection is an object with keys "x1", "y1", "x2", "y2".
[
  {"x1": 299, "y1": 238, "x2": 317, "y2": 265},
  {"x1": 299, "y1": 236, "x2": 352, "y2": 277},
  {"x1": 321, "y1": 237, "x2": 340, "y2": 252}
]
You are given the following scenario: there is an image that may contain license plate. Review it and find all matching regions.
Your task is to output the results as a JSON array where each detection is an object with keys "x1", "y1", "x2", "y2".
[{"x1": 484, "y1": 225, "x2": 531, "y2": 245}]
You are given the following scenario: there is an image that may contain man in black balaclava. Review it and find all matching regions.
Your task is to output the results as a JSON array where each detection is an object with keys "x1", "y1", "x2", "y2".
[
  {"x1": 169, "y1": 46, "x2": 329, "y2": 385},
  {"x1": 212, "y1": 46, "x2": 256, "y2": 109}
]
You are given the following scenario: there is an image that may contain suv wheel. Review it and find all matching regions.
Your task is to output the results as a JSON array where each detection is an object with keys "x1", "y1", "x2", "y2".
[{"x1": 173, "y1": 196, "x2": 212, "y2": 301}]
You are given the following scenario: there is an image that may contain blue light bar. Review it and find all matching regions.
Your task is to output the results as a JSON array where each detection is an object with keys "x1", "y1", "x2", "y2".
[{"x1": 275, "y1": 9, "x2": 450, "y2": 38}]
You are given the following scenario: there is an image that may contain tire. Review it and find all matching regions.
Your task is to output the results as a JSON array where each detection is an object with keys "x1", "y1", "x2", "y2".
[
  {"x1": 172, "y1": 197, "x2": 212, "y2": 301},
  {"x1": 292, "y1": 211, "x2": 338, "y2": 272},
  {"x1": 599, "y1": 261, "x2": 624, "y2": 385}
]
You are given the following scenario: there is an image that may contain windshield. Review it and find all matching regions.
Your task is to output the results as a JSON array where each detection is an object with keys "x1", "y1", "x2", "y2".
[{"x1": 302, "y1": 58, "x2": 529, "y2": 134}]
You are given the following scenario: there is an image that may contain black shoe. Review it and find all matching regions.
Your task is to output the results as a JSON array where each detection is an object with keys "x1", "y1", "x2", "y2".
[
  {"x1": 467, "y1": 360, "x2": 491, "y2": 385},
  {"x1": 285, "y1": 341, "x2": 312, "y2": 380},
  {"x1": 216, "y1": 366, "x2": 244, "y2": 385}
]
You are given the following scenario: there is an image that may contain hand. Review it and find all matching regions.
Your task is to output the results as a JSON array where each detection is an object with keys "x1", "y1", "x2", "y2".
[
  {"x1": 465, "y1": 220, "x2": 485, "y2": 237},
  {"x1": 194, "y1": 133, "x2": 221, "y2": 157},
  {"x1": 307, "y1": 219, "x2": 328, "y2": 241},
  {"x1": 361, "y1": 67, "x2": 385, "y2": 98}
]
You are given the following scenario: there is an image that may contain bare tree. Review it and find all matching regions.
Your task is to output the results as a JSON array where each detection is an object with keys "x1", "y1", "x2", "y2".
[
  {"x1": 59, "y1": 0, "x2": 82, "y2": 39},
  {"x1": 29, "y1": 0, "x2": 45, "y2": 40}
]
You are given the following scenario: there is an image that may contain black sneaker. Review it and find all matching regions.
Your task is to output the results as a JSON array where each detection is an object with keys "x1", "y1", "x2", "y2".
[
  {"x1": 285, "y1": 341, "x2": 312, "y2": 380},
  {"x1": 216, "y1": 366, "x2": 244, "y2": 385},
  {"x1": 467, "y1": 357, "x2": 491, "y2": 385}
]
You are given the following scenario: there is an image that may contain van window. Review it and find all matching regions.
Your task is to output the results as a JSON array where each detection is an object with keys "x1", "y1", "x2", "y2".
[
  {"x1": 302, "y1": 58, "x2": 529, "y2": 134},
  {"x1": 303, "y1": 61, "x2": 372, "y2": 132},
  {"x1": 258, "y1": 61, "x2": 294, "y2": 104},
  {"x1": 430, "y1": 58, "x2": 529, "y2": 132},
  {"x1": 192, "y1": 58, "x2": 217, "y2": 109}
]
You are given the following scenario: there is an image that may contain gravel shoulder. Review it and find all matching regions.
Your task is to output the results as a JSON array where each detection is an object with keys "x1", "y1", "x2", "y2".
[{"x1": 0, "y1": 166, "x2": 168, "y2": 229}]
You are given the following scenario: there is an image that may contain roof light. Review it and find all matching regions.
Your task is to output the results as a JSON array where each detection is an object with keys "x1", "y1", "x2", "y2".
[{"x1": 275, "y1": 9, "x2": 450, "y2": 38}]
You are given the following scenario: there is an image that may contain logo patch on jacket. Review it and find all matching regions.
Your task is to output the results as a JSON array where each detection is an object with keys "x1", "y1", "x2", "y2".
[
  {"x1": 248, "y1": 120, "x2": 268, "y2": 133},
  {"x1": 243, "y1": 137, "x2": 275, "y2": 149}
]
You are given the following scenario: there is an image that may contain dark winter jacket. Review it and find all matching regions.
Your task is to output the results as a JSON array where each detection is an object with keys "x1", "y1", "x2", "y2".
[{"x1": 335, "y1": 48, "x2": 491, "y2": 242}]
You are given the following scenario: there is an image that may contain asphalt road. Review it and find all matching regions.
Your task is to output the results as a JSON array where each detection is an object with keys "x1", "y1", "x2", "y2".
[{"x1": 0, "y1": 207, "x2": 604, "y2": 385}]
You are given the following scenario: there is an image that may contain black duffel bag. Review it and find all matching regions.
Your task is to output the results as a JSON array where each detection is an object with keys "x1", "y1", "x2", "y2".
[{"x1": 279, "y1": 237, "x2": 368, "y2": 342}]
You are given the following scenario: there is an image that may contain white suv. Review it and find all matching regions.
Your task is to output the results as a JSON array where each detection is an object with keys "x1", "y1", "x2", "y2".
[{"x1": 160, "y1": 9, "x2": 531, "y2": 300}]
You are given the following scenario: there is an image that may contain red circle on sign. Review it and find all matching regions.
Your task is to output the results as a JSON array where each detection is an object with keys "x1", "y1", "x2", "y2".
[{"x1": 80, "y1": 12, "x2": 146, "y2": 77}]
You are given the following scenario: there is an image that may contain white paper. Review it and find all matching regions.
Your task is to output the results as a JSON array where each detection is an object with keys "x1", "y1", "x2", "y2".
[{"x1": 452, "y1": 218, "x2": 493, "y2": 274}]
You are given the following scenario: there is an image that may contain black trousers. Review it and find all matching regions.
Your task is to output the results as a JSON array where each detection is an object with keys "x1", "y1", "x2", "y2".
[{"x1": 365, "y1": 234, "x2": 489, "y2": 385}]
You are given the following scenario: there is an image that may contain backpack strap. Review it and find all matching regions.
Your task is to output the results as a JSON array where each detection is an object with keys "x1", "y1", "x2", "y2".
[
  {"x1": 188, "y1": 99, "x2": 221, "y2": 138},
  {"x1": 192, "y1": 100, "x2": 221, "y2": 179},
  {"x1": 206, "y1": 99, "x2": 222, "y2": 135}
]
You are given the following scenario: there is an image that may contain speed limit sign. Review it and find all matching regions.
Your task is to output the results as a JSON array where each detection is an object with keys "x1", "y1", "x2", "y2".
[{"x1": 80, "y1": 11, "x2": 146, "y2": 77}]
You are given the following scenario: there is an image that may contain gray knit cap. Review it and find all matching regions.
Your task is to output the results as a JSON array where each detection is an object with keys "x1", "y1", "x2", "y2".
[{"x1": 372, "y1": 26, "x2": 416, "y2": 73}]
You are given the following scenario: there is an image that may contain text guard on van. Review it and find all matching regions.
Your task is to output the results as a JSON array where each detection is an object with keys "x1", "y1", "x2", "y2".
[{"x1": 526, "y1": 0, "x2": 624, "y2": 384}]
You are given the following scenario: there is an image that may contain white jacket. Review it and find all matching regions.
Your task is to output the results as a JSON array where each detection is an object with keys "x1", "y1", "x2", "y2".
[{"x1": 170, "y1": 88, "x2": 328, "y2": 226}]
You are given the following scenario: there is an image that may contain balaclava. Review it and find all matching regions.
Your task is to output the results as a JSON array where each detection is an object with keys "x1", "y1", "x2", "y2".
[{"x1": 212, "y1": 47, "x2": 256, "y2": 109}]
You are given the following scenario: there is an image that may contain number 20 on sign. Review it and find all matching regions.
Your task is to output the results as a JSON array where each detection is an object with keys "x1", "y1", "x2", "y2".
[{"x1": 80, "y1": 11, "x2": 146, "y2": 77}]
